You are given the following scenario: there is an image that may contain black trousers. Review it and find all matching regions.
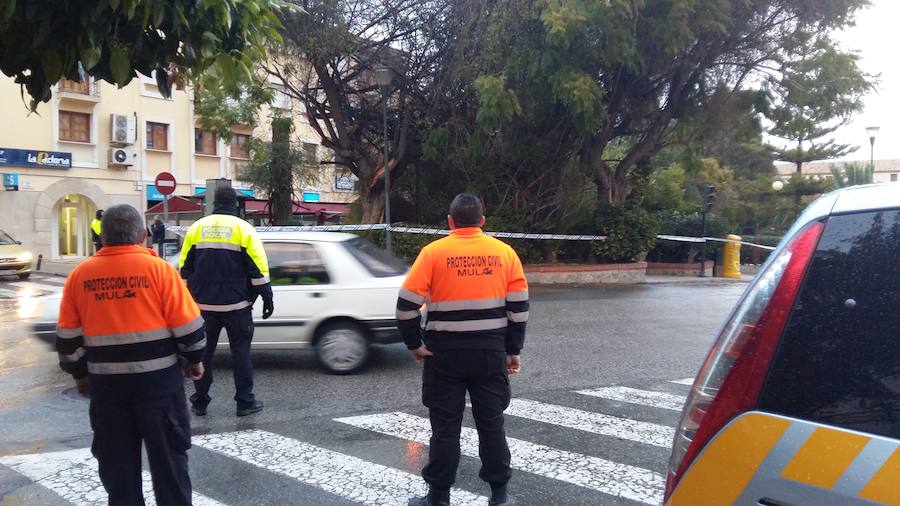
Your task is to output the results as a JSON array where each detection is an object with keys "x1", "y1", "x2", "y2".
[
  {"x1": 90, "y1": 389, "x2": 192, "y2": 505},
  {"x1": 421, "y1": 350, "x2": 512, "y2": 490},
  {"x1": 192, "y1": 307, "x2": 256, "y2": 406}
]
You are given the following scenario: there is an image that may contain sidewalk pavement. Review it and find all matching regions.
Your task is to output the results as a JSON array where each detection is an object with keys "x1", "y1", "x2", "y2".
[
  {"x1": 642, "y1": 274, "x2": 754, "y2": 284},
  {"x1": 34, "y1": 260, "x2": 81, "y2": 277}
]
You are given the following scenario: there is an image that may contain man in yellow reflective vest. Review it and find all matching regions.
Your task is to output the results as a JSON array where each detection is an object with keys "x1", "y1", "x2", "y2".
[
  {"x1": 90, "y1": 209, "x2": 103, "y2": 253},
  {"x1": 179, "y1": 186, "x2": 273, "y2": 417}
]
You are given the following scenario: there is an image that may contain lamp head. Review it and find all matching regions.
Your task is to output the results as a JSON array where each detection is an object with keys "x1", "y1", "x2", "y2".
[
  {"x1": 374, "y1": 66, "x2": 393, "y2": 87},
  {"x1": 866, "y1": 126, "x2": 880, "y2": 140}
]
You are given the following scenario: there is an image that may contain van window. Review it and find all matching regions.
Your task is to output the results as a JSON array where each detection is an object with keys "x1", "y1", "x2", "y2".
[{"x1": 759, "y1": 210, "x2": 900, "y2": 438}]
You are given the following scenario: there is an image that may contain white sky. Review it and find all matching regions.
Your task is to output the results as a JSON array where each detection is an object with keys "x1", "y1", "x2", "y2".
[{"x1": 830, "y1": 0, "x2": 900, "y2": 161}]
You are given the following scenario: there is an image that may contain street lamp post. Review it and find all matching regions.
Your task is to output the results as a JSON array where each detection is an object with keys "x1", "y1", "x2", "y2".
[
  {"x1": 866, "y1": 126, "x2": 880, "y2": 178},
  {"x1": 375, "y1": 66, "x2": 394, "y2": 253}
]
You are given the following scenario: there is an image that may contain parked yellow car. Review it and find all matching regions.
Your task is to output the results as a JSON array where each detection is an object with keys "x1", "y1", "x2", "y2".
[{"x1": 0, "y1": 229, "x2": 33, "y2": 279}]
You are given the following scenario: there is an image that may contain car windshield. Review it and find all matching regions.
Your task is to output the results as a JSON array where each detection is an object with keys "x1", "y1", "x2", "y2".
[
  {"x1": 0, "y1": 229, "x2": 16, "y2": 245},
  {"x1": 342, "y1": 237, "x2": 408, "y2": 278}
]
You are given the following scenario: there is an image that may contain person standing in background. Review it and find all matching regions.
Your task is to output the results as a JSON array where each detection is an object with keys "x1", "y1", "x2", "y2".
[{"x1": 90, "y1": 209, "x2": 103, "y2": 253}]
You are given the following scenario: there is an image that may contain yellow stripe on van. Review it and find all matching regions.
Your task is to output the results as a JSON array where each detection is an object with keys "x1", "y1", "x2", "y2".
[
  {"x1": 780, "y1": 428, "x2": 869, "y2": 489},
  {"x1": 859, "y1": 448, "x2": 900, "y2": 505},
  {"x1": 667, "y1": 413, "x2": 791, "y2": 506}
]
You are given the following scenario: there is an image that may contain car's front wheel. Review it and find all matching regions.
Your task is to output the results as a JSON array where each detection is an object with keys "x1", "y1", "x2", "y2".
[
  {"x1": 17, "y1": 272, "x2": 30, "y2": 280},
  {"x1": 315, "y1": 321, "x2": 370, "y2": 374}
]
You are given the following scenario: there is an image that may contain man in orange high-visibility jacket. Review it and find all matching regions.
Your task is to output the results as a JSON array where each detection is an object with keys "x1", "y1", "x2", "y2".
[
  {"x1": 56, "y1": 205, "x2": 206, "y2": 506},
  {"x1": 399, "y1": 194, "x2": 528, "y2": 506}
]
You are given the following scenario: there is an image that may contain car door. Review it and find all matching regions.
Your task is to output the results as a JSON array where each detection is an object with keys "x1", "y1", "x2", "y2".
[{"x1": 249, "y1": 241, "x2": 332, "y2": 348}]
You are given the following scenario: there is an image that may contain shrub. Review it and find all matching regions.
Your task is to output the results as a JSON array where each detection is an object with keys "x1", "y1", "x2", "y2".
[
  {"x1": 648, "y1": 210, "x2": 729, "y2": 263},
  {"x1": 592, "y1": 205, "x2": 660, "y2": 263}
]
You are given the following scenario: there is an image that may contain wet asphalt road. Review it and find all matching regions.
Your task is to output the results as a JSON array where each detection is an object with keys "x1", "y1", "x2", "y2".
[{"x1": 0, "y1": 273, "x2": 745, "y2": 505}]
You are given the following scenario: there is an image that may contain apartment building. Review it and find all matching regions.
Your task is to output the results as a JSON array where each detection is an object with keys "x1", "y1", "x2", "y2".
[{"x1": 0, "y1": 74, "x2": 357, "y2": 262}]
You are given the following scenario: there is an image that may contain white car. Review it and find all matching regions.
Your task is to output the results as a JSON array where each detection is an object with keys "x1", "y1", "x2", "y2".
[{"x1": 28, "y1": 232, "x2": 409, "y2": 374}]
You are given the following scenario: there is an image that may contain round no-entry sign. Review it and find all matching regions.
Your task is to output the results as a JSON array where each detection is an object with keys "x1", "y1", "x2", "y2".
[{"x1": 154, "y1": 172, "x2": 177, "y2": 196}]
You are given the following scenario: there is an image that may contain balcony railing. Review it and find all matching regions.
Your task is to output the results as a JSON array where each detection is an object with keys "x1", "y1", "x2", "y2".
[{"x1": 58, "y1": 78, "x2": 100, "y2": 98}]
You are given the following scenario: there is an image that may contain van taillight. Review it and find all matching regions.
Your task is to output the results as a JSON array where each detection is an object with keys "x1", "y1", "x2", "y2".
[{"x1": 664, "y1": 221, "x2": 823, "y2": 501}]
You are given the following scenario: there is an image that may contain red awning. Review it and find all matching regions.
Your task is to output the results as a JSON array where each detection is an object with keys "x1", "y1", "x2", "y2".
[
  {"x1": 145, "y1": 196, "x2": 202, "y2": 214},
  {"x1": 244, "y1": 201, "x2": 350, "y2": 216}
]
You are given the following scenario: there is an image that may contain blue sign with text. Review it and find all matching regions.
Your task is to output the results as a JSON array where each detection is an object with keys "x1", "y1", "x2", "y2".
[
  {"x1": 0, "y1": 147, "x2": 72, "y2": 169},
  {"x1": 147, "y1": 184, "x2": 165, "y2": 201},
  {"x1": 2, "y1": 173, "x2": 18, "y2": 190},
  {"x1": 194, "y1": 187, "x2": 254, "y2": 198}
]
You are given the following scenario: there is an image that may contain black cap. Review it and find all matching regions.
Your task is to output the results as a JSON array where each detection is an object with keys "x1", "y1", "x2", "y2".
[{"x1": 214, "y1": 185, "x2": 238, "y2": 206}]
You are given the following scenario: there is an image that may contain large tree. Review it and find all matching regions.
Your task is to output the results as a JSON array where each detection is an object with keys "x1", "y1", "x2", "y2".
[
  {"x1": 531, "y1": 0, "x2": 873, "y2": 206},
  {"x1": 0, "y1": 0, "x2": 290, "y2": 110},
  {"x1": 766, "y1": 36, "x2": 873, "y2": 174},
  {"x1": 266, "y1": 0, "x2": 446, "y2": 222}
]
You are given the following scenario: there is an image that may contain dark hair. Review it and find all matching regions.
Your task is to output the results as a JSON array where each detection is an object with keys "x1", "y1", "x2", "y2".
[
  {"x1": 450, "y1": 193, "x2": 484, "y2": 227},
  {"x1": 95, "y1": 209, "x2": 103, "y2": 219},
  {"x1": 101, "y1": 205, "x2": 145, "y2": 246},
  {"x1": 214, "y1": 185, "x2": 238, "y2": 206}
]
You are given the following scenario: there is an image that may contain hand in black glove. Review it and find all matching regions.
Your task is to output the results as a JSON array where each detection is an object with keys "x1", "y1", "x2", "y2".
[{"x1": 262, "y1": 297, "x2": 274, "y2": 319}]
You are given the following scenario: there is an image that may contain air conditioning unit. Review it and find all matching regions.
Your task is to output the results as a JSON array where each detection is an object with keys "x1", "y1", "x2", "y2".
[
  {"x1": 108, "y1": 147, "x2": 136, "y2": 168},
  {"x1": 110, "y1": 113, "x2": 136, "y2": 144}
]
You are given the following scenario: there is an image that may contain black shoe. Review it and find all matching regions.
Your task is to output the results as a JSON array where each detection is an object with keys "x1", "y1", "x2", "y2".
[
  {"x1": 489, "y1": 495, "x2": 515, "y2": 506},
  {"x1": 190, "y1": 403, "x2": 208, "y2": 416},
  {"x1": 236, "y1": 400, "x2": 264, "y2": 417},
  {"x1": 407, "y1": 495, "x2": 450, "y2": 506}
]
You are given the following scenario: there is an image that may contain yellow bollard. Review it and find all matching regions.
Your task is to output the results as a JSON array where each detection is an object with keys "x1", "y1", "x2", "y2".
[{"x1": 722, "y1": 234, "x2": 742, "y2": 279}]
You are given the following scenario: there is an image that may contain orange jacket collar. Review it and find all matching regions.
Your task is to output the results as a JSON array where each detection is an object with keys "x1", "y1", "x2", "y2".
[
  {"x1": 95, "y1": 245, "x2": 153, "y2": 257},
  {"x1": 450, "y1": 227, "x2": 483, "y2": 237}
]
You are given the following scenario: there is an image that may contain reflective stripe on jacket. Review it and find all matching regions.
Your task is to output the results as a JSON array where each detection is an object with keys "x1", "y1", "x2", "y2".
[
  {"x1": 178, "y1": 212, "x2": 271, "y2": 311},
  {"x1": 396, "y1": 227, "x2": 529, "y2": 354},
  {"x1": 56, "y1": 245, "x2": 206, "y2": 401}
]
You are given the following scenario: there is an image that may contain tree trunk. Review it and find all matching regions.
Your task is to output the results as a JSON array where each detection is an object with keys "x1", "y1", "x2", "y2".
[
  {"x1": 595, "y1": 166, "x2": 631, "y2": 207},
  {"x1": 270, "y1": 119, "x2": 294, "y2": 225},
  {"x1": 360, "y1": 189, "x2": 385, "y2": 224}
]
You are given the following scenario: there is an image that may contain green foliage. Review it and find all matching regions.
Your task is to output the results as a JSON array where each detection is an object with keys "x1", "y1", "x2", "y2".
[
  {"x1": 592, "y1": 205, "x2": 660, "y2": 263},
  {"x1": 830, "y1": 162, "x2": 874, "y2": 187},
  {"x1": 474, "y1": 76, "x2": 522, "y2": 128},
  {"x1": 194, "y1": 75, "x2": 274, "y2": 141},
  {"x1": 237, "y1": 118, "x2": 317, "y2": 225},
  {"x1": 649, "y1": 210, "x2": 729, "y2": 263},
  {"x1": 0, "y1": 0, "x2": 292, "y2": 111},
  {"x1": 355, "y1": 227, "x2": 438, "y2": 262},
  {"x1": 766, "y1": 35, "x2": 875, "y2": 171}
]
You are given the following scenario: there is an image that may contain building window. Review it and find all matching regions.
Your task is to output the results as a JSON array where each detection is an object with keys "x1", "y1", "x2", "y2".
[
  {"x1": 892, "y1": 174, "x2": 898, "y2": 182},
  {"x1": 59, "y1": 111, "x2": 91, "y2": 142},
  {"x1": 146, "y1": 122, "x2": 169, "y2": 150},
  {"x1": 194, "y1": 128, "x2": 217, "y2": 155},
  {"x1": 230, "y1": 133, "x2": 250, "y2": 159},
  {"x1": 302, "y1": 142, "x2": 318, "y2": 165},
  {"x1": 271, "y1": 83, "x2": 293, "y2": 110}
]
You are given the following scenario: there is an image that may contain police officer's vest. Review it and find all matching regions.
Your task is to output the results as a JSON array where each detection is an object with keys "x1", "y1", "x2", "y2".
[{"x1": 178, "y1": 213, "x2": 271, "y2": 312}]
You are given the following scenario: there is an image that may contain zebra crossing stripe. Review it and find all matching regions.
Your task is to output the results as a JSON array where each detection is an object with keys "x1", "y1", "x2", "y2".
[
  {"x1": 0, "y1": 448, "x2": 224, "y2": 506},
  {"x1": 336, "y1": 412, "x2": 664, "y2": 505},
  {"x1": 669, "y1": 378, "x2": 694, "y2": 386},
  {"x1": 192, "y1": 430, "x2": 485, "y2": 506},
  {"x1": 575, "y1": 386, "x2": 687, "y2": 411},
  {"x1": 504, "y1": 398, "x2": 675, "y2": 447}
]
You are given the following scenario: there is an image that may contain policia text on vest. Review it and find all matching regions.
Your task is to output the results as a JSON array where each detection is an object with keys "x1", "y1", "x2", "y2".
[
  {"x1": 178, "y1": 186, "x2": 273, "y2": 418},
  {"x1": 398, "y1": 194, "x2": 528, "y2": 506}
]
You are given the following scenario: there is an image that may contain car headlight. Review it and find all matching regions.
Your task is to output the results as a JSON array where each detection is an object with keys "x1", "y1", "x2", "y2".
[
  {"x1": 16, "y1": 251, "x2": 33, "y2": 262},
  {"x1": 17, "y1": 295, "x2": 43, "y2": 320}
]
